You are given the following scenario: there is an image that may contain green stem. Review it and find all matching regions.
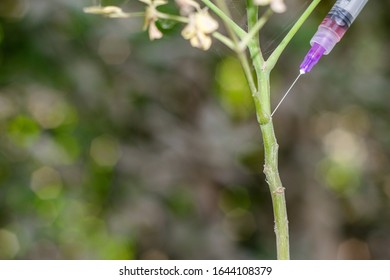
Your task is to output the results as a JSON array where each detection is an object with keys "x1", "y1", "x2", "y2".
[
  {"x1": 213, "y1": 0, "x2": 257, "y2": 97},
  {"x1": 201, "y1": 0, "x2": 247, "y2": 39},
  {"x1": 212, "y1": 32, "x2": 235, "y2": 50},
  {"x1": 239, "y1": 8, "x2": 273, "y2": 51},
  {"x1": 247, "y1": 1, "x2": 321, "y2": 260},
  {"x1": 245, "y1": 0, "x2": 289, "y2": 259},
  {"x1": 258, "y1": 73, "x2": 289, "y2": 260},
  {"x1": 201, "y1": 0, "x2": 321, "y2": 260},
  {"x1": 246, "y1": 1, "x2": 268, "y2": 121},
  {"x1": 267, "y1": 0, "x2": 322, "y2": 71}
]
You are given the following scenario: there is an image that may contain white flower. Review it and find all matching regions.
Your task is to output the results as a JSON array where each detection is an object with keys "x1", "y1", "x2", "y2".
[
  {"x1": 175, "y1": 0, "x2": 200, "y2": 16},
  {"x1": 181, "y1": 8, "x2": 219, "y2": 50},
  {"x1": 148, "y1": 20, "x2": 163, "y2": 40},
  {"x1": 139, "y1": 0, "x2": 168, "y2": 40},
  {"x1": 254, "y1": 0, "x2": 286, "y2": 13},
  {"x1": 83, "y1": 5, "x2": 130, "y2": 18}
]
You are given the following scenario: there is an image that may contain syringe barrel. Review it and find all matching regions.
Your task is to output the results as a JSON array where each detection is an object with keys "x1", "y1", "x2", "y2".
[
  {"x1": 300, "y1": 0, "x2": 369, "y2": 73},
  {"x1": 310, "y1": 0, "x2": 369, "y2": 54},
  {"x1": 328, "y1": 0, "x2": 369, "y2": 26}
]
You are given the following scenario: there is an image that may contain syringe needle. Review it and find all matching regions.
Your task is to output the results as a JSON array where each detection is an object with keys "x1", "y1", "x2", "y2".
[{"x1": 271, "y1": 72, "x2": 303, "y2": 117}]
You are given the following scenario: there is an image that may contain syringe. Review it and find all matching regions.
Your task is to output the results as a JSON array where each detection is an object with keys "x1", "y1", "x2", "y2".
[
  {"x1": 272, "y1": 0, "x2": 369, "y2": 116},
  {"x1": 300, "y1": 0, "x2": 369, "y2": 74}
]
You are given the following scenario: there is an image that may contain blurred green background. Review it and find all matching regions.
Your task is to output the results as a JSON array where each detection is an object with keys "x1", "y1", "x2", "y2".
[{"x1": 0, "y1": 0, "x2": 389, "y2": 259}]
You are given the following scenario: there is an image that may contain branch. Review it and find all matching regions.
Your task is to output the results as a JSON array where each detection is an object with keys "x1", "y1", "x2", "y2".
[
  {"x1": 201, "y1": 0, "x2": 247, "y2": 39},
  {"x1": 266, "y1": 0, "x2": 322, "y2": 71},
  {"x1": 240, "y1": 8, "x2": 273, "y2": 51},
  {"x1": 212, "y1": 32, "x2": 235, "y2": 50}
]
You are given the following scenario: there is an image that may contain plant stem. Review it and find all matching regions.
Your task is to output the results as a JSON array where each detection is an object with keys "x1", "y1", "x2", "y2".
[
  {"x1": 212, "y1": 32, "x2": 235, "y2": 50},
  {"x1": 210, "y1": 0, "x2": 322, "y2": 260},
  {"x1": 259, "y1": 74, "x2": 290, "y2": 260},
  {"x1": 201, "y1": 0, "x2": 247, "y2": 39},
  {"x1": 214, "y1": 0, "x2": 258, "y2": 97},
  {"x1": 245, "y1": 0, "x2": 289, "y2": 259},
  {"x1": 239, "y1": 8, "x2": 273, "y2": 51},
  {"x1": 267, "y1": 0, "x2": 322, "y2": 71},
  {"x1": 246, "y1": 0, "x2": 322, "y2": 259},
  {"x1": 246, "y1": 1, "x2": 267, "y2": 117}
]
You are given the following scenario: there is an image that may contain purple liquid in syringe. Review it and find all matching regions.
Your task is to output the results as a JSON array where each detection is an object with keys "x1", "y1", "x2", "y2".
[
  {"x1": 321, "y1": 16, "x2": 348, "y2": 38},
  {"x1": 300, "y1": 16, "x2": 350, "y2": 73}
]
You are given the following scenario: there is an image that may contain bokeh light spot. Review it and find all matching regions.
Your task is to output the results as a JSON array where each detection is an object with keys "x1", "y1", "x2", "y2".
[
  {"x1": 30, "y1": 166, "x2": 63, "y2": 200},
  {"x1": 0, "y1": 229, "x2": 20, "y2": 259},
  {"x1": 317, "y1": 159, "x2": 360, "y2": 195},
  {"x1": 98, "y1": 34, "x2": 131, "y2": 65},
  {"x1": 27, "y1": 87, "x2": 70, "y2": 129},
  {"x1": 90, "y1": 135, "x2": 121, "y2": 167},
  {"x1": 323, "y1": 128, "x2": 366, "y2": 167},
  {"x1": 216, "y1": 56, "x2": 253, "y2": 119},
  {"x1": 7, "y1": 115, "x2": 40, "y2": 147},
  {"x1": 337, "y1": 238, "x2": 371, "y2": 260}
]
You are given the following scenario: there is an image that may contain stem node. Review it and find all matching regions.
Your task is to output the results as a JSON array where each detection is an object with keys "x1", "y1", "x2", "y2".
[{"x1": 273, "y1": 187, "x2": 286, "y2": 195}]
